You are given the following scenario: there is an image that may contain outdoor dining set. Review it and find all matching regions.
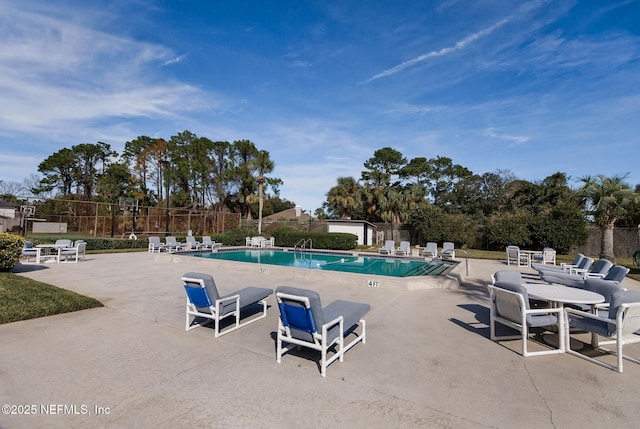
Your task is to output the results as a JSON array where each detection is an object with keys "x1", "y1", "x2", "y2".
[
  {"x1": 21, "y1": 239, "x2": 86, "y2": 264},
  {"x1": 489, "y1": 250, "x2": 640, "y2": 373}
]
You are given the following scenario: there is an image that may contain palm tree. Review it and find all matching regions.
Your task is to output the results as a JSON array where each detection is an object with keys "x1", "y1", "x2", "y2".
[
  {"x1": 255, "y1": 150, "x2": 274, "y2": 234},
  {"x1": 326, "y1": 177, "x2": 363, "y2": 219},
  {"x1": 579, "y1": 174, "x2": 638, "y2": 262}
]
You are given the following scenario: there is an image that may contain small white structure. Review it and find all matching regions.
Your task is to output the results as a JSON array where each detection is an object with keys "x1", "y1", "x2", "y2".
[{"x1": 326, "y1": 219, "x2": 376, "y2": 246}]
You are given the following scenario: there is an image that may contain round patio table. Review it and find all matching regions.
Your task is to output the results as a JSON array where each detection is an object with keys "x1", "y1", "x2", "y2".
[{"x1": 524, "y1": 283, "x2": 604, "y2": 306}]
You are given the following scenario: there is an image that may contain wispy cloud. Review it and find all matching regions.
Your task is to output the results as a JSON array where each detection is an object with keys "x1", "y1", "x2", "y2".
[
  {"x1": 363, "y1": 18, "x2": 511, "y2": 83},
  {"x1": 364, "y1": 0, "x2": 549, "y2": 83},
  {"x1": 162, "y1": 53, "x2": 189, "y2": 66},
  {"x1": 485, "y1": 128, "x2": 530, "y2": 146},
  {"x1": 0, "y1": 2, "x2": 206, "y2": 143}
]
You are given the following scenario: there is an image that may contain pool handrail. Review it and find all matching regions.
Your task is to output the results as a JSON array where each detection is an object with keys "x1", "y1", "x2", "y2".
[{"x1": 294, "y1": 238, "x2": 313, "y2": 252}]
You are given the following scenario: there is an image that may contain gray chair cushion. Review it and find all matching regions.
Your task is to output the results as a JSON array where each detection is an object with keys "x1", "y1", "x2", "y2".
[
  {"x1": 322, "y1": 300, "x2": 371, "y2": 343},
  {"x1": 219, "y1": 286, "x2": 273, "y2": 316},
  {"x1": 183, "y1": 272, "x2": 220, "y2": 302},
  {"x1": 493, "y1": 281, "x2": 557, "y2": 327},
  {"x1": 603, "y1": 265, "x2": 630, "y2": 283},
  {"x1": 570, "y1": 290, "x2": 640, "y2": 337},
  {"x1": 493, "y1": 270, "x2": 522, "y2": 284},
  {"x1": 584, "y1": 278, "x2": 623, "y2": 303}
]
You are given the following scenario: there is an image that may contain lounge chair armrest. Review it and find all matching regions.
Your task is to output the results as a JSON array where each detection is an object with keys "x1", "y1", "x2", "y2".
[
  {"x1": 322, "y1": 315, "x2": 344, "y2": 331},
  {"x1": 215, "y1": 294, "x2": 241, "y2": 309},
  {"x1": 527, "y1": 307, "x2": 563, "y2": 316},
  {"x1": 585, "y1": 273, "x2": 606, "y2": 279},
  {"x1": 565, "y1": 307, "x2": 615, "y2": 323}
]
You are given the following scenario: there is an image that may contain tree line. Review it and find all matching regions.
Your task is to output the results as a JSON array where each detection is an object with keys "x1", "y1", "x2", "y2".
[
  {"x1": 1, "y1": 141, "x2": 638, "y2": 261},
  {"x1": 323, "y1": 147, "x2": 639, "y2": 260},
  {"x1": 15, "y1": 131, "x2": 294, "y2": 229}
]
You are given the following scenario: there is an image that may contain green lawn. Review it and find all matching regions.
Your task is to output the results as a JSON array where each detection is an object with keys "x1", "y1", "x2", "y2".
[{"x1": 0, "y1": 272, "x2": 103, "y2": 324}]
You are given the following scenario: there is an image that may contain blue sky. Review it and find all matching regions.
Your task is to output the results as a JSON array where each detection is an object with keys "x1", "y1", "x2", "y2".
[{"x1": 1, "y1": 0, "x2": 639, "y2": 212}]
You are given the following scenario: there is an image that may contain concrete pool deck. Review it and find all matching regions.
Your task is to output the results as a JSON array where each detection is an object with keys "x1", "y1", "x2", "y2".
[{"x1": 2, "y1": 252, "x2": 640, "y2": 428}]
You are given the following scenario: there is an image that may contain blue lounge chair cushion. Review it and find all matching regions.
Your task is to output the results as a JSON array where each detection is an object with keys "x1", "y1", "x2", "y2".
[{"x1": 276, "y1": 285, "x2": 325, "y2": 342}]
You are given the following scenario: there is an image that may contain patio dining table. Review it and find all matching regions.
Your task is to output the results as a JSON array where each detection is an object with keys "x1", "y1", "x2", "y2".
[
  {"x1": 524, "y1": 283, "x2": 605, "y2": 350},
  {"x1": 524, "y1": 283, "x2": 605, "y2": 307},
  {"x1": 35, "y1": 244, "x2": 66, "y2": 263}
]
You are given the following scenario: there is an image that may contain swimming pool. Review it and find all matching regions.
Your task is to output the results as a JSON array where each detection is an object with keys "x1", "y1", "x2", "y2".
[{"x1": 189, "y1": 249, "x2": 454, "y2": 278}]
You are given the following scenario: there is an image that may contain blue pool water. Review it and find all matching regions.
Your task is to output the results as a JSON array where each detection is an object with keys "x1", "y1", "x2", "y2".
[{"x1": 190, "y1": 249, "x2": 453, "y2": 278}]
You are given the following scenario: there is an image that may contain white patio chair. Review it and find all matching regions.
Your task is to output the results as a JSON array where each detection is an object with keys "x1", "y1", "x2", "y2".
[
  {"x1": 565, "y1": 290, "x2": 640, "y2": 372},
  {"x1": 58, "y1": 240, "x2": 86, "y2": 263},
  {"x1": 182, "y1": 272, "x2": 273, "y2": 338},
  {"x1": 275, "y1": 286, "x2": 370, "y2": 377},
  {"x1": 488, "y1": 282, "x2": 565, "y2": 357},
  {"x1": 532, "y1": 247, "x2": 556, "y2": 265},
  {"x1": 21, "y1": 241, "x2": 41, "y2": 263},
  {"x1": 506, "y1": 245, "x2": 528, "y2": 267}
]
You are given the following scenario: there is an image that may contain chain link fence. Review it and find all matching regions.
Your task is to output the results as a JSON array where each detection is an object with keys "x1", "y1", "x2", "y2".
[{"x1": 20, "y1": 199, "x2": 241, "y2": 238}]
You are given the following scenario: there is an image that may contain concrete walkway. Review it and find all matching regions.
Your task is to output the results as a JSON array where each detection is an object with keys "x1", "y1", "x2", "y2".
[{"x1": 2, "y1": 253, "x2": 640, "y2": 429}]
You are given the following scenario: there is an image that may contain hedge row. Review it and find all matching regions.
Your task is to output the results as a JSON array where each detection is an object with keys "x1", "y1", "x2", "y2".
[
  {"x1": 271, "y1": 229, "x2": 357, "y2": 250},
  {"x1": 22, "y1": 227, "x2": 358, "y2": 252}
]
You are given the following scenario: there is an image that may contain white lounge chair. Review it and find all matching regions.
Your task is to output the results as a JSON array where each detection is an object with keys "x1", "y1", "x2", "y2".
[
  {"x1": 395, "y1": 241, "x2": 411, "y2": 256},
  {"x1": 422, "y1": 242, "x2": 437, "y2": 258},
  {"x1": 532, "y1": 253, "x2": 585, "y2": 273},
  {"x1": 201, "y1": 236, "x2": 221, "y2": 249},
  {"x1": 185, "y1": 236, "x2": 203, "y2": 250},
  {"x1": 379, "y1": 240, "x2": 395, "y2": 255},
  {"x1": 182, "y1": 272, "x2": 273, "y2": 338},
  {"x1": 441, "y1": 242, "x2": 455, "y2": 260},
  {"x1": 275, "y1": 286, "x2": 370, "y2": 377},
  {"x1": 165, "y1": 236, "x2": 186, "y2": 252},
  {"x1": 148, "y1": 236, "x2": 170, "y2": 252}
]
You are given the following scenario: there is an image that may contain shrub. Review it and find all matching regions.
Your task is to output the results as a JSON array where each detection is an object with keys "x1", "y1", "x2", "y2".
[
  {"x1": 212, "y1": 227, "x2": 259, "y2": 246},
  {"x1": 271, "y1": 228, "x2": 357, "y2": 250},
  {"x1": 0, "y1": 233, "x2": 25, "y2": 272}
]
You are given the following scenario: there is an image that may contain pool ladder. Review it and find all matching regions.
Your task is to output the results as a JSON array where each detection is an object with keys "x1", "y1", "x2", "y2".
[{"x1": 294, "y1": 238, "x2": 313, "y2": 252}]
